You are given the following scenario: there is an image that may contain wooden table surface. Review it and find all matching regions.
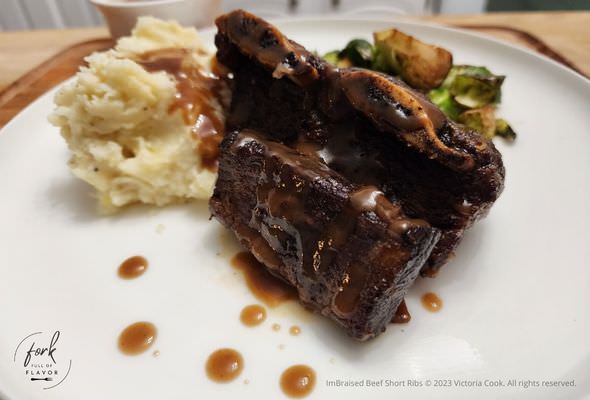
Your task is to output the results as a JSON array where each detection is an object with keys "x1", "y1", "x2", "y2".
[{"x1": 0, "y1": 11, "x2": 588, "y2": 92}]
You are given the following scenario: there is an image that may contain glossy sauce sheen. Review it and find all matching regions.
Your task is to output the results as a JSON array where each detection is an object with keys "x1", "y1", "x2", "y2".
[
  {"x1": 205, "y1": 348, "x2": 244, "y2": 383},
  {"x1": 391, "y1": 299, "x2": 411, "y2": 323},
  {"x1": 236, "y1": 131, "x2": 426, "y2": 318},
  {"x1": 332, "y1": 187, "x2": 416, "y2": 317},
  {"x1": 339, "y1": 68, "x2": 445, "y2": 132},
  {"x1": 289, "y1": 326, "x2": 301, "y2": 336},
  {"x1": 280, "y1": 365, "x2": 316, "y2": 398},
  {"x1": 137, "y1": 48, "x2": 224, "y2": 171},
  {"x1": 118, "y1": 322, "x2": 157, "y2": 355},
  {"x1": 118, "y1": 256, "x2": 148, "y2": 279},
  {"x1": 240, "y1": 304, "x2": 267, "y2": 326},
  {"x1": 231, "y1": 251, "x2": 297, "y2": 307},
  {"x1": 421, "y1": 292, "x2": 443, "y2": 312}
]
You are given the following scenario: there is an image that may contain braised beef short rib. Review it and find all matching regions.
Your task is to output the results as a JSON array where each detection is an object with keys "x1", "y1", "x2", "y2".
[
  {"x1": 210, "y1": 10, "x2": 505, "y2": 340},
  {"x1": 211, "y1": 130, "x2": 440, "y2": 339}
]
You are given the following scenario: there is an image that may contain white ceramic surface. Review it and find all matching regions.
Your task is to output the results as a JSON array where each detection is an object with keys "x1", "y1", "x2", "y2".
[
  {"x1": 90, "y1": 0, "x2": 222, "y2": 38},
  {"x1": 1, "y1": 18, "x2": 589, "y2": 400}
]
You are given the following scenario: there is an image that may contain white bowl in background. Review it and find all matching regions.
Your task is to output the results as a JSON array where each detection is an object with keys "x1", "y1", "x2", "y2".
[{"x1": 90, "y1": 0, "x2": 222, "y2": 38}]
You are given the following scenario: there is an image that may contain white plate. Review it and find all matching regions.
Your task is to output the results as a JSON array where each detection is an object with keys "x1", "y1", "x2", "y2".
[{"x1": 1, "y1": 18, "x2": 589, "y2": 400}]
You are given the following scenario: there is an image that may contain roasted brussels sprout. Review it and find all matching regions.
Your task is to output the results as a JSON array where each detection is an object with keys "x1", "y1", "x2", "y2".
[
  {"x1": 323, "y1": 50, "x2": 340, "y2": 65},
  {"x1": 323, "y1": 39, "x2": 374, "y2": 68},
  {"x1": 443, "y1": 65, "x2": 505, "y2": 108},
  {"x1": 441, "y1": 65, "x2": 493, "y2": 87},
  {"x1": 339, "y1": 39, "x2": 374, "y2": 68},
  {"x1": 373, "y1": 28, "x2": 452, "y2": 90},
  {"x1": 430, "y1": 65, "x2": 515, "y2": 140},
  {"x1": 371, "y1": 46, "x2": 391, "y2": 73}
]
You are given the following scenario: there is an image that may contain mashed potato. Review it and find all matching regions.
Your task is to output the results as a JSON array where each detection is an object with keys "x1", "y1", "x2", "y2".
[{"x1": 49, "y1": 17, "x2": 223, "y2": 212}]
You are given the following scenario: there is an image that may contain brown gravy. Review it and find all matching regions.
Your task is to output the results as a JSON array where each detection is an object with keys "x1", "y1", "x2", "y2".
[
  {"x1": 118, "y1": 255, "x2": 148, "y2": 279},
  {"x1": 421, "y1": 292, "x2": 443, "y2": 312},
  {"x1": 136, "y1": 48, "x2": 225, "y2": 171},
  {"x1": 240, "y1": 304, "x2": 267, "y2": 327},
  {"x1": 391, "y1": 299, "x2": 411, "y2": 323},
  {"x1": 280, "y1": 365, "x2": 316, "y2": 398},
  {"x1": 231, "y1": 251, "x2": 297, "y2": 307},
  {"x1": 289, "y1": 326, "x2": 301, "y2": 336},
  {"x1": 205, "y1": 348, "x2": 244, "y2": 383},
  {"x1": 236, "y1": 132, "x2": 430, "y2": 318},
  {"x1": 118, "y1": 321, "x2": 157, "y2": 355}
]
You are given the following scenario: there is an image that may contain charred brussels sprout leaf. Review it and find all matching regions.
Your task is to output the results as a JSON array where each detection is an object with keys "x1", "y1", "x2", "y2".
[
  {"x1": 495, "y1": 118, "x2": 517, "y2": 140},
  {"x1": 437, "y1": 65, "x2": 516, "y2": 140},
  {"x1": 450, "y1": 74, "x2": 505, "y2": 108},
  {"x1": 458, "y1": 106, "x2": 497, "y2": 139},
  {"x1": 441, "y1": 65, "x2": 492, "y2": 88},
  {"x1": 443, "y1": 65, "x2": 505, "y2": 108},
  {"x1": 428, "y1": 88, "x2": 462, "y2": 121}
]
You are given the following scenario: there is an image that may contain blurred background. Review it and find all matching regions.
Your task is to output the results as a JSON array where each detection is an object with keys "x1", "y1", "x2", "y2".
[{"x1": 0, "y1": 0, "x2": 589, "y2": 31}]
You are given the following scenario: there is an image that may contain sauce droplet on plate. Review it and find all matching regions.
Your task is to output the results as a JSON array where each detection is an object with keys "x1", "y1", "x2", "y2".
[
  {"x1": 118, "y1": 321, "x2": 157, "y2": 355},
  {"x1": 421, "y1": 292, "x2": 443, "y2": 312},
  {"x1": 206, "y1": 348, "x2": 244, "y2": 383},
  {"x1": 272, "y1": 323, "x2": 281, "y2": 332},
  {"x1": 231, "y1": 251, "x2": 297, "y2": 307},
  {"x1": 118, "y1": 256, "x2": 148, "y2": 279},
  {"x1": 391, "y1": 299, "x2": 411, "y2": 323},
  {"x1": 280, "y1": 365, "x2": 316, "y2": 398},
  {"x1": 289, "y1": 326, "x2": 301, "y2": 336},
  {"x1": 240, "y1": 304, "x2": 267, "y2": 327}
]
